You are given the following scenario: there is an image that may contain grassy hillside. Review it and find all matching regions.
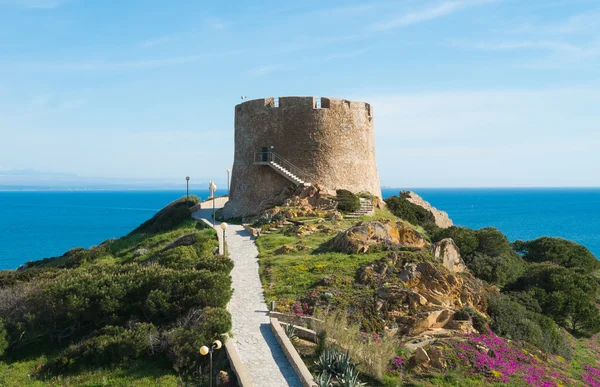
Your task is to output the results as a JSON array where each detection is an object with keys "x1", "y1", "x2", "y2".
[
  {"x1": 0, "y1": 196, "x2": 235, "y2": 386},
  {"x1": 254, "y1": 194, "x2": 600, "y2": 387}
]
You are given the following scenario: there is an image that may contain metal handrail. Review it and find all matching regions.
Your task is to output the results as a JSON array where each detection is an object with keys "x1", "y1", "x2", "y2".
[{"x1": 254, "y1": 152, "x2": 314, "y2": 183}]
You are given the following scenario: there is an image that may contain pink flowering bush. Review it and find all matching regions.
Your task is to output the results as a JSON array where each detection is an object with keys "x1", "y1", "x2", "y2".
[
  {"x1": 449, "y1": 332, "x2": 574, "y2": 386},
  {"x1": 391, "y1": 356, "x2": 404, "y2": 371},
  {"x1": 583, "y1": 364, "x2": 600, "y2": 387},
  {"x1": 291, "y1": 291, "x2": 323, "y2": 316},
  {"x1": 291, "y1": 299, "x2": 311, "y2": 316}
]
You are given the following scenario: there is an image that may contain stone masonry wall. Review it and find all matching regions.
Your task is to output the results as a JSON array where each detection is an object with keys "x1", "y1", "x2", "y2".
[{"x1": 223, "y1": 96, "x2": 381, "y2": 218}]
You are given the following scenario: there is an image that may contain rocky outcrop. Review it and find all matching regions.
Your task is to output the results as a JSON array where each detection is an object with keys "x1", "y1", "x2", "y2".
[
  {"x1": 433, "y1": 238, "x2": 467, "y2": 273},
  {"x1": 330, "y1": 220, "x2": 429, "y2": 254},
  {"x1": 253, "y1": 185, "x2": 338, "y2": 223},
  {"x1": 401, "y1": 191, "x2": 453, "y2": 228},
  {"x1": 358, "y1": 252, "x2": 488, "y2": 335}
]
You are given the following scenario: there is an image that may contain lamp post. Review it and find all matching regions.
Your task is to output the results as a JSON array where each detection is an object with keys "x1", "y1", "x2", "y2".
[
  {"x1": 200, "y1": 340, "x2": 222, "y2": 387},
  {"x1": 209, "y1": 181, "x2": 217, "y2": 226},
  {"x1": 226, "y1": 169, "x2": 230, "y2": 197},
  {"x1": 220, "y1": 222, "x2": 228, "y2": 255},
  {"x1": 185, "y1": 176, "x2": 190, "y2": 202}
]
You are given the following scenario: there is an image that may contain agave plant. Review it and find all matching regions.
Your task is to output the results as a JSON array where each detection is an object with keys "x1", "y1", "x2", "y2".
[
  {"x1": 338, "y1": 367, "x2": 366, "y2": 387},
  {"x1": 284, "y1": 323, "x2": 298, "y2": 342},
  {"x1": 316, "y1": 372, "x2": 333, "y2": 387},
  {"x1": 315, "y1": 347, "x2": 356, "y2": 378}
]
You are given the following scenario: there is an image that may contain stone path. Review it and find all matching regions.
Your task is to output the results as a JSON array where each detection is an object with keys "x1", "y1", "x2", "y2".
[{"x1": 194, "y1": 207, "x2": 302, "y2": 387}]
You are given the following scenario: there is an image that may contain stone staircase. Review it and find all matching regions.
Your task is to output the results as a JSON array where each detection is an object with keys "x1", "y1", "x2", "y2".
[
  {"x1": 269, "y1": 161, "x2": 310, "y2": 187},
  {"x1": 344, "y1": 198, "x2": 375, "y2": 220},
  {"x1": 254, "y1": 152, "x2": 312, "y2": 187}
]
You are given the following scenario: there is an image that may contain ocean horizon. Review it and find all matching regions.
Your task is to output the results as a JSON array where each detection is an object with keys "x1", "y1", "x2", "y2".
[{"x1": 1, "y1": 187, "x2": 598, "y2": 270}]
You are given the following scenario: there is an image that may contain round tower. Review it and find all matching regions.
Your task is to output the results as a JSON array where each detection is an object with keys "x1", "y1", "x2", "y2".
[{"x1": 223, "y1": 96, "x2": 381, "y2": 218}]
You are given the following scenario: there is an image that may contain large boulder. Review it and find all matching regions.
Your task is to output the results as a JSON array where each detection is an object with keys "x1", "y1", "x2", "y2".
[
  {"x1": 401, "y1": 191, "x2": 453, "y2": 228},
  {"x1": 330, "y1": 220, "x2": 429, "y2": 254},
  {"x1": 433, "y1": 238, "x2": 467, "y2": 273},
  {"x1": 358, "y1": 252, "x2": 488, "y2": 335}
]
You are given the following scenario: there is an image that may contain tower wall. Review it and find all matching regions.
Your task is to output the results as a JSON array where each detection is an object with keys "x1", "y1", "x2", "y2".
[{"x1": 223, "y1": 96, "x2": 381, "y2": 218}]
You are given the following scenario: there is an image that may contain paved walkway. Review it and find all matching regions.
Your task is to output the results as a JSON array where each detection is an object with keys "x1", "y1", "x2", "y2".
[{"x1": 194, "y1": 206, "x2": 302, "y2": 387}]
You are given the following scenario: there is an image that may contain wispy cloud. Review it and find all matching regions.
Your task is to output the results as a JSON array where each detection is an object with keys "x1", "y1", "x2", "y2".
[
  {"x1": 448, "y1": 38, "x2": 600, "y2": 66},
  {"x1": 205, "y1": 17, "x2": 228, "y2": 30},
  {"x1": 248, "y1": 47, "x2": 370, "y2": 77},
  {"x1": 311, "y1": 3, "x2": 378, "y2": 18},
  {"x1": 140, "y1": 36, "x2": 174, "y2": 48},
  {"x1": 322, "y1": 48, "x2": 370, "y2": 62},
  {"x1": 504, "y1": 11, "x2": 600, "y2": 36},
  {"x1": 12, "y1": 49, "x2": 246, "y2": 72},
  {"x1": 370, "y1": 0, "x2": 496, "y2": 31},
  {"x1": 28, "y1": 94, "x2": 86, "y2": 111},
  {"x1": 453, "y1": 40, "x2": 586, "y2": 53},
  {"x1": 0, "y1": 0, "x2": 69, "y2": 9},
  {"x1": 248, "y1": 64, "x2": 280, "y2": 77}
]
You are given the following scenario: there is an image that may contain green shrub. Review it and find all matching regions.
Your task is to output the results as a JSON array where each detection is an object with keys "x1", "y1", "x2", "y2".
[
  {"x1": 0, "y1": 319, "x2": 7, "y2": 357},
  {"x1": 432, "y1": 226, "x2": 525, "y2": 286},
  {"x1": 384, "y1": 195, "x2": 436, "y2": 229},
  {"x1": 505, "y1": 263, "x2": 600, "y2": 336},
  {"x1": 133, "y1": 196, "x2": 200, "y2": 234},
  {"x1": 468, "y1": 251, "x2": 524, "y2": 287},
  {"x1": 1, "y1": 264, "x2": 232, "y2": 347},
  {"x1": 336, "y1": 190, "x2": 360, "y2": 214},
  {"x1": 45, "y1": 323, "x2": 158, "y2": 374},
  {"x1": 513, "y1": 237, "x2": 600, "y2": 273},
  {"x1": 487, "y1": 293, "x2": 571, "y2": 357}
]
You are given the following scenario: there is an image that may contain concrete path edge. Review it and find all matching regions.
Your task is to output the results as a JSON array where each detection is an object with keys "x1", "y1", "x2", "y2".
[{"x1": 270, "y1": 317, "x2": 317, "y2": 387}]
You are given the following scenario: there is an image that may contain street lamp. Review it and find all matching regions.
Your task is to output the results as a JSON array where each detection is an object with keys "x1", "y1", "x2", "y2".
[
  {"x1": 220, "y1": 222, "x2": 228, "y2": 255},
  {"x1": 200, "y1": 340, "x2": 223, "y2": 387},
  {"x1": 209, "y1": 181, "x2": 217, "y2": 226},
  {"x1": 186, "y1": 176, "x2": 190, "y2": 202},
  {"x1": 226, "y1": 169, "x2": 231, "y2": 197}
]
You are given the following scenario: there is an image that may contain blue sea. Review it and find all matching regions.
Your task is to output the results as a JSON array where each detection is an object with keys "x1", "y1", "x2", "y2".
[{"x1": 0, "y1": 188, "x2": 599, "y2": 270}]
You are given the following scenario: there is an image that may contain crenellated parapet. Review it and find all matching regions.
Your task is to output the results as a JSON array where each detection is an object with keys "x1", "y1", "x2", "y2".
[{"x1": 236, "y1": 96, "x2": 373, "y2": 116}]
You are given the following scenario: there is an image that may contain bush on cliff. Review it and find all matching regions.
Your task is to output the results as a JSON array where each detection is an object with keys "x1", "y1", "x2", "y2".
[
  {"x1": 505, "y1": 263, "x2": 600, "y2": 336},
  {"x1": 0, "y1": 320, "x2": 7, "y2": 357},
  {"x1": 133, "y1": 196, "x2": 200, "y2": 234},
  {"x1": 384, "y1": 195, "x2": 436, "y2": 229},
  {"x1": 336, "y1": 189, "x2": 360, "y2": 214},
  {"x1": 0, "y1": 263, "x2": 232, "y2": 347},
  {"x1": 45, "y1": 323, "x2": 160, "y2": 373},
  {"x1": 432, "y1": 226, "x2": 525, "y2": 286},
  {"x1": 0, "y1": 197, "x2": 232, "y2": 380},
  {"x1": 486, "y1": 293, "x2": 571, "y2": 357},
  {"x1": 513, "y1": 237, "x2": 600, "y2": 273}
]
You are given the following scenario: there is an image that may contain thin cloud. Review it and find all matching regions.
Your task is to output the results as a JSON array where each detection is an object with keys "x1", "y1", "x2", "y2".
[
  {"x1": 371, "y1": 0, "x2": 497, "y2": 31},
  {"x1": 140, "y1": 36, "x2": 174, "y2": 48},
  {"x1": 16, "y1": 49, "x2": 246, "y2": 72},
  {"x1": 248, "y1": 64, "x2": 280, "y2": 77},
  {"x1": 448, "y1": 39, "x2": 600, "y2": 64},
  {"x1": 311, "y1": 3, "x2": 377, "y2": 17},
  {"x1": 454, "y1": 40, "x2": 585, "y2": 53},
  {"x1": 322, "y1": 48, "x2": 370, "y2": 62},
  {"x1": 508, "y1": 11, "x2": 600, "y2": 36},
  {"x1": 206, "y1": 17, "x2": 228, "y2": 30}
]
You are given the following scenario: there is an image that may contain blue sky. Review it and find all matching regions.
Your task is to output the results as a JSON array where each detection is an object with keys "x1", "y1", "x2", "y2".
[{"x1": 0, "y1": 0, "x2": 599, "y2": 188}]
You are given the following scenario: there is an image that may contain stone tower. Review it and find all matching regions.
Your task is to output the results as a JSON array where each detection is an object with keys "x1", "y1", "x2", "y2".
[{"x1": 223, "y1": 96, "x2": 381, "y2": 218}]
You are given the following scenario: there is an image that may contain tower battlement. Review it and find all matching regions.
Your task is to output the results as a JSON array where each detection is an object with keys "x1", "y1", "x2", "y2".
[
  {"x1": 236, "y1": 96, "x2": 372, "y2": 116},
  {"x1": 224, "y1": 96, "x2": 381, "y2": 218}
]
